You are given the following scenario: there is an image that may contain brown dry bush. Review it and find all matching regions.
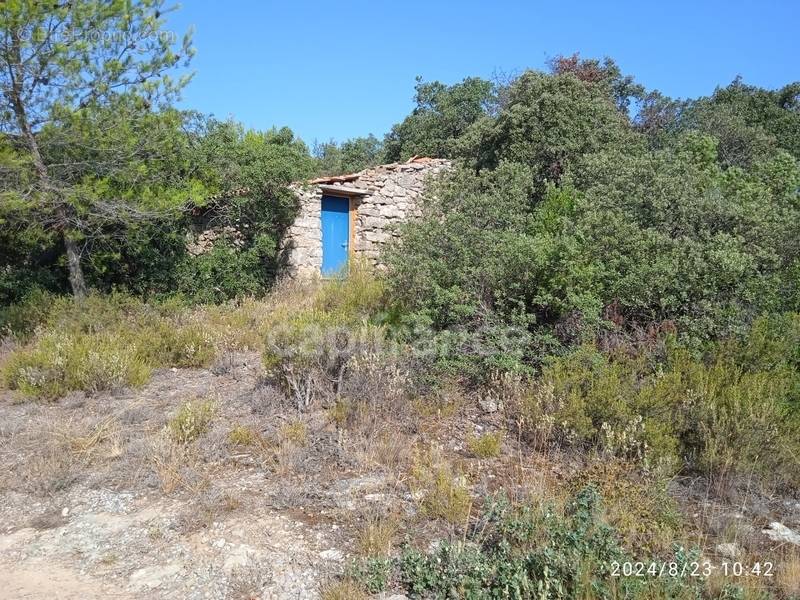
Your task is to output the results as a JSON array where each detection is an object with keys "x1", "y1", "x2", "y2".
[
  {"x1": 356, "y1": 511, "x2": 400, "y2": 557},
  {"x1": 409, "y1": 446, "x2": 472, "y2": 525},
  {"x1": 147, "y1": 432, "x2": 209, "y2": 495},
  {"x1": 177, "y1": 487, "x2": 242, "y2": 533},
  {"x1": 19, "y1": 444, "x2": 78, "y2": 495},
  {"x1": 5, "y1": 417, "x2": 121, "y2": 495},
  {"x1": 320, "y1": 578, "x2": 368, "y2": 600},
  {"x1": 227, "y1": 561, "x2": 274, "y2": 600}
]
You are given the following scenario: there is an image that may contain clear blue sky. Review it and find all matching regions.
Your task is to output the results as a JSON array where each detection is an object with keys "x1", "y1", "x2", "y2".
[{"x1": 165, "y1": 0, "x2": 799, "y2": 146}]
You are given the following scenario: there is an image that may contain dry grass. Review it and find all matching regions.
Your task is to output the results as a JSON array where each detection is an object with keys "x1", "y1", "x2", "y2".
[
  {"x1": 356, "y1": 512, "x2": 399, "y2": 557},
  {"x1": 147, "y1": 433, "x2": 209, "y2": 495},
  {"x1": 279, "y1": 419, "x2": 308, "y2": 446},
  {"x1": 228, "y1": 424, "x2": 260, "y2": 447},
  {"x1": 226, "y1": 561, "x2": 273, "y2": 600},
  {"x1": 409, "y1": 446, "x2": 473, "y2": 525},
  {"x1": 320, "y1": 578, "x2": 368, "y2": 600},
  {"x1": 466, "y1": 430, "x2": 504, "y2": 459},
  {"x1": 412, "y1": 383, "x2": 465, "y2": 422},
  {"x1": 64, "y1": 416, "x2": 122, "y2": 458},
  {"x1": 274, "y1": 440, "x2": 307, "y2": 475},
  {"x1": 8, "y1": 419, "x2": 80, "y2": 496},
  {"x1": 177, "y1": 488, "x2": 242, "y2": 533},
  {"x1": 775, "y1": 549, "x2": 800, "y2": 598}
]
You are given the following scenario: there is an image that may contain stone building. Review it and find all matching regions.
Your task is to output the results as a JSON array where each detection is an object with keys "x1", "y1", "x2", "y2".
[{"x1": 282, "y1": 157, "x2": 451, "y2": 278}]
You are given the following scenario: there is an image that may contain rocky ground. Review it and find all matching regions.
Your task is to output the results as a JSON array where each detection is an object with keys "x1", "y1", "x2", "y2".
[
  {"x1": 1, "y1": 352, "x2": 799, "y2": 599},
  {"x1": 0, "y1": 354, "x2": 379, "y2": 599}
]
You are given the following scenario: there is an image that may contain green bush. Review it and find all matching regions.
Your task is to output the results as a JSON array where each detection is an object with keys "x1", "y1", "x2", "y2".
[
  {"x1": 1, "y1": 293, "x2": 218, "y2": 398},
  {"x1": 513, "y1": 325, "x2": 800, "y2": 487},
  {"x1": 391, "y1": 488, "x2": 707, "y2": 600},
  {"x1": 409, "y1": 448, "x2": 473, "y2": 524},
  {"x1": 2, "y1": 330, "x2": 151, "y2": 398},
  {"x1": 168, "y1": 399, "x2": 216, "y2": 444},
  {"x1": 466, "y1": 431, "x2": 503, "y2": 459},
  {"x1": 386, "y1": 72, "x2": 800, "y2": 369},
  {"x1": 138, "y1": 319, "x2": 216, "y2": 368},
  {"x1": 0, "y1": 287, "x2": 56, "y2": 338}
]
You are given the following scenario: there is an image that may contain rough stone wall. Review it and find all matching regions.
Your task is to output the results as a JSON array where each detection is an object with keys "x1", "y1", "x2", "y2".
[
  {"x1": 283, "y1": 158, "x2": 451, "y2": 277},
  {"x1": 283, "y1": 185, "x2": 324, "y2": 278}
]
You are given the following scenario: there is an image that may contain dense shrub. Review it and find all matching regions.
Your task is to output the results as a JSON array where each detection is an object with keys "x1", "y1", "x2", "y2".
[
  {"x1": 385, "y1": 65, "x2": 800, "y2": 381},
  {"x1": 346, "y1": 488, "x2": 711, "y2": 599},
  {"x1": 168, "y1": 399, "x2": 216, "y2": 444},
  {"x1": 260, "y1": 266, "x2": 394, "y2": 409},
  {"x1": 511, "y1": 317, "x2": 800, "y2": 488},
  {"x1": 2, "y1": 330, "x2": 151, "y2": 398},
  {"x1": 1, "y1": 293, "x2": 218, "y2": 398},
  {"x1": 387, "y1": 144, "x2": 800, "y2": 374}
]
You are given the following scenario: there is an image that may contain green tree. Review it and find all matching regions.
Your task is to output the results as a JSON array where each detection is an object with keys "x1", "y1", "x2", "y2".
[
  {"x1": 459, "y1": 70, "x2": 643, "y2": 192},
  {"x1": 313, "y1": 134, "x2": 383, "y2": 175},
  {"x1": 0, "y1": 0, "x2": 193, "y2": 297},
  {"x1": 387, "y1": 66, "x2": 800, "y2": 365},
  {"x1": 383, "y1": 76, "x2": 494, "y2": 161},
  {"x1": 547, "y1": 53, "x2": 645, "y2": 113},
  {"x1": 169, "y1": 120, "x2": 315, "y2": 301},
  {"x1": 678, "y1": 77, "x2": 800, "y2": 168}
]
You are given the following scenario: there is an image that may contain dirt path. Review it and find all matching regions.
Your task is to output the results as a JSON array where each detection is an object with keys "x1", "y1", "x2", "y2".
[
  {"x1": 0, "y1": 562, "x2": 132, "y2": 600},
  {"x1": 0, "y1": 485, "x2": 342, "y2": 599}
]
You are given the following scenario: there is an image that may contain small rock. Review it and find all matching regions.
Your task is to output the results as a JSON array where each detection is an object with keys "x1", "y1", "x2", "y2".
[
  {"x1": 319, "y1": 548, "x2": 344, "y2": 561},
  {"x1": 478, "y1": 398, "x2": 499, "y2": 413},
  {"x1": 762, "y1": 522, "x2": 800, "y2": 546},
  {"x1": 128, "y1": 564, "x2": 181, "y2": 591},
  {"x1": 214, "y1": 538, "x2": 226, "y2": 548},
  {"x1": 716, "y1": 543, "x2": 741, "y2": 559},
  {"x1": 223, "y1": 544, "x2": 255, "y2": 573},
  {"x1": 61, "y1": 507, "x2": 69, "y2": 517}
]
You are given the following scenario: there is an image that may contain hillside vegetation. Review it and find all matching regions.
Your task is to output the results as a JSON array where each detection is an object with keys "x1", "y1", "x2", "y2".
[{"x1": 2, "y1": 2, "x2": 800, "y2": 598}]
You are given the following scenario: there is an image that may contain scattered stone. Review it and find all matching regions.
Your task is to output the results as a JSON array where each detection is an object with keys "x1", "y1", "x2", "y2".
[
  {"x1": 716, "y1": 543, "x2": 741, "y2": 559},
  {"x1": 478, "y1": 398, "x2": 500, "y2": 413},
  {"x1": 223, "y1": 544, "x2": 255, "y2": 574},
  {"x1": 61, "y1": 507, "x2": 70, "y2": 517},
  {"x1": 319, "y1": 548, "x2": 344, "y2": 561},
  {"x1": 285, "y1": 159, "x2": 451, "y2": 277},
  {"x1": 128, "y1": 564, "x2": 181, "y2": 591},
  {"x1": 762, "y1": 522, "x2": 800, "y2": 546}
]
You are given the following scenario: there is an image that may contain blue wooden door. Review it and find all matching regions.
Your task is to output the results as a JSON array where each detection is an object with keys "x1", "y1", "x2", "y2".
[{"x1": 321, "y1": 195, "x2": 349, "y2": 276}]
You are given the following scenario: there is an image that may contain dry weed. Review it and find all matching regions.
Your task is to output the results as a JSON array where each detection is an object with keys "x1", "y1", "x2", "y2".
[
  {"x1": 356, "y1": 511, "x2": 400, "y2": 557},
  {"x1": 775, "y1": 549, "x2": 800, "y2": 597},
  {"x1": 320, "y1": 578, "x2": 368, "y2": 600},
  {"x1": 147, "y1": 433, "x2": 208, "y2": 495}
]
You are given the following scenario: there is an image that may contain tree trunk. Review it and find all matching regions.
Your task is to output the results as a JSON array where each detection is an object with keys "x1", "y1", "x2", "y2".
[
  {"x1": 8, "y1": 26, "x2": 87, "y2": 299},
  {"x1": 63, "y1": 228, "x2": 88, "y2": 299}
]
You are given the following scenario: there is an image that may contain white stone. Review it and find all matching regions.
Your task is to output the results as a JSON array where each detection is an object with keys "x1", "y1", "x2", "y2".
[
  {"x1": 319, "y1": 548, "x2": 344, "y2": 561},
  {"x1": 478, "y1": 398, "x2": 500, "y2": 413},
  {"x1": 762, "y1": 522, "x2": 800, "y2": 545},
  {"x1": 223, "y1": 544, "x2": 256, "y2": 573},
  {"x1": 128, "y1": 564, "x2": 181, "y2": 591},
  {"x1": 716, "y1": 543, "x2": 741, "y2": 559},
  {"x1": 284, "y1": 159, "x2": 451, "y2": 275}
]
